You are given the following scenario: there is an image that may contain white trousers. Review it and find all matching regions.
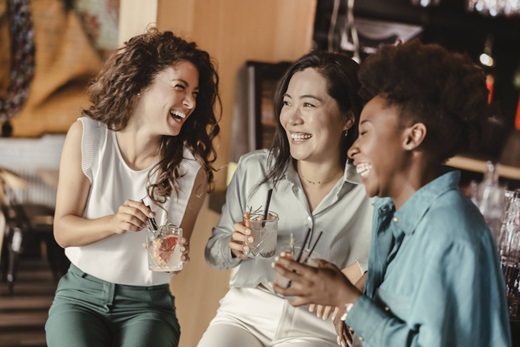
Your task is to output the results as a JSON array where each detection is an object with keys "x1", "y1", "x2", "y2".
[{"x1": 197, "y1": 287, "x2": 338, "y2": 347}]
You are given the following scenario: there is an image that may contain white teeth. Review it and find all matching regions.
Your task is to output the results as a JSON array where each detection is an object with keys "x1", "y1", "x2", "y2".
[
  {"x1": 356, "y1": 163, "x2": 372, "y2": 177},
  {"x1": 291, "y1": 133, "x2": 312, "y2": 142},
  {"x1": 170, "y1": 110, "x2": 186, "y2": 119}
]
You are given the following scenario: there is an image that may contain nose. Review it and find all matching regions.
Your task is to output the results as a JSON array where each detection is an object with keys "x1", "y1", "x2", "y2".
[
  {"x1": 183, "y1": 94, "x2": 196, "y2": 110},
  {"x1": 284, "y1": 108, "x2": 303, "y2": 126},
  {"x1": 347, "y1": 138, "x2": 359, "y2": 160}
]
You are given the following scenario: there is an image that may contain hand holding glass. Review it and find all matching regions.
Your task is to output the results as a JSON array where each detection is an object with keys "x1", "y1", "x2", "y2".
[
  {"x1": 147, "y1": 223, "x2": 183, "y2": 272},
  {"x1": 243, "y1": 211, "x2": 278, "y2": 258},
  {"x1": 275, "y1": 246, "x2": 320, "y2": 289}
]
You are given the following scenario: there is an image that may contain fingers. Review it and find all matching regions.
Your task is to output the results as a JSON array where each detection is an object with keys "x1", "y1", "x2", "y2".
[
  {"x1": 273, "y1": 256, "x2": 315, "y2": 280},
  {"x1": 311, "y1": 304, "x2": 333, "y2": 320},
  {"x1": 331, "y1": 306, "x2": 341, "y2": 321},
  {"x1": 322, "y1": 305, "x2": 334, "y2": 320},
  {"x1": 179, "y1": 238, "x2": 190, "y2": 263},
  {"x1": 114, "y1": 199, "x2": 154, "y2": 233},
  {"x1": 335, "y1": 320, "x2": 353, "y2": 347},
  {"x1": 228, "y1": 222, "x2": 253, "y2": 260}
]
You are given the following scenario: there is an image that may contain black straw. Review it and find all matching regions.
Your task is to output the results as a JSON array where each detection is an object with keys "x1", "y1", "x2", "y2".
[
  {"x1": 287, "y1": 228, "x2": 312, "y2": 288},
  {"x1": 262, "y1": 188, "x2": 273, "y2": 221},
  {"x1": 295, "y1": 228, "x2": 312, "y2": 263},
  {"x1": 141, "y1": 199, "x2": 158, "y2": 230},
  {"x1": 302, "y1": 231, "x2": 323, "y2": 264}
]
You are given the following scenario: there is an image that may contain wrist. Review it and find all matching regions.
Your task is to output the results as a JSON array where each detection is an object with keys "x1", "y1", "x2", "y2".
[{"x1": 340, "y1": 302, "x2": 355, "y2": 321}]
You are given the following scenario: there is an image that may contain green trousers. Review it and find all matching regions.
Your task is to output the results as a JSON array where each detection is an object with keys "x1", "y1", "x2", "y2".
[{"x1": 45, "y1": 264, "x2": 180, "y2": 347}]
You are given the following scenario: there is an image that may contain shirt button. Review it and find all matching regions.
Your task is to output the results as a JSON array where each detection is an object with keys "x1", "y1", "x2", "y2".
[
  {"x1": 393, "y1": 217, "x2": 398, "y2": 223},
  {"x1": 359, "y1": 337, "x2": 364, "y2": 341},
  {"x1": 384, "y1": 306, "x2": 390, "y2": 311}
]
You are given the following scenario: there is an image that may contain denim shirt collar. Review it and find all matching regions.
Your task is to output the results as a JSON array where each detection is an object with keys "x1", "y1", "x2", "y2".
[{"x1": 374, "y1": 168, "x2": 461, "y2": 237}]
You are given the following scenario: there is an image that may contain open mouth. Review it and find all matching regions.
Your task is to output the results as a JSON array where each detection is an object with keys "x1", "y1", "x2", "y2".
[
  {"x1": 355, "y1": 163, "x2": 372, "y2": 178},
  {"x1": 290, "y1": 132, "x2": 312, "y2": 142},
  {"x1": 170, "y1": 110, "x2": 187, "y2": 121}
]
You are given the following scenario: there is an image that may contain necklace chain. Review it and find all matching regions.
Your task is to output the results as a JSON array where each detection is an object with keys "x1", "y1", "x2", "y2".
[{"x1": 300, "y1": 172, "x2": 341, "y2": 185}]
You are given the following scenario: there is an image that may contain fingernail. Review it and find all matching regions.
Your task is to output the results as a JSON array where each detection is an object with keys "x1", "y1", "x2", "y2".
[
  {"x1": 245, "y1": 228, "x2": 251, "y2": 235},
  {"x1": 274, "y1": 256, "x2": 279, "y2": 262},
  {"x1": 280, "y1": 251, "x2": 287, "y2": 257},
  {"x1": 243, "y1": 246, "x2": 249, "y2": 252},
  {"x1": 248, "y1": 237, "x2": 254, "y2": 243},
  {"x1": 337, "y1": 336, "x2": 341, "y2": 345}
]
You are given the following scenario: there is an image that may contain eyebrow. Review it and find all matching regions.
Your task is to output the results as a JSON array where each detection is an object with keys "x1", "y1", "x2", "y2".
[{"x1": 283, "y1": 93, "x2": 323, "y2": 102}]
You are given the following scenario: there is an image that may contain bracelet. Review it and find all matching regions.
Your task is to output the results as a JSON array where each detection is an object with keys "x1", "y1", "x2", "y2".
[{"x1": 340, "y1": 303, "x2": 354, "y2": 321}]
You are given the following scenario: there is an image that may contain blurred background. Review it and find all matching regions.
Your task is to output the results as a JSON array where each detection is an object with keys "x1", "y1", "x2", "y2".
[{"x1": 0, "y1": 0, "x2": 519, "y2": 346}]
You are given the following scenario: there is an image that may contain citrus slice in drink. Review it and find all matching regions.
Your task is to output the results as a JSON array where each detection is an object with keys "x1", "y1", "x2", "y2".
[{"x1": 154, "y1": 234, "x2": 178, "y2": 265}]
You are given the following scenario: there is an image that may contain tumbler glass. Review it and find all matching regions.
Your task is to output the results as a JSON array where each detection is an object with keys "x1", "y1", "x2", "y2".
[{"x1": 147, "y1": 223, "x2": 183, "y2": 272}]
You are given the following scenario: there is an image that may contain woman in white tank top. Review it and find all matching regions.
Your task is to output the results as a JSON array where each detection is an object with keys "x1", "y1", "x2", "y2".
[{"x1": 45, "y1": 26, "x2": 221, "y2": 347}]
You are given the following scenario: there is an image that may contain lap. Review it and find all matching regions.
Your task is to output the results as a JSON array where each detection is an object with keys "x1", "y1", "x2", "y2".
[{"x1": 197, "y1": 287, "x2": 338, "y2": 347}]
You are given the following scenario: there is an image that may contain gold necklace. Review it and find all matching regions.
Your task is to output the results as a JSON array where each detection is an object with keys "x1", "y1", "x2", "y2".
[{"x1": 300, "y1": 171, "x2": 342, "y2": 185}]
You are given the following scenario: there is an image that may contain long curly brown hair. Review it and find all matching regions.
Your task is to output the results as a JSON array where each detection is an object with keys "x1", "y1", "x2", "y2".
[{"x1": 82, "y1": 27, "x2": 221, "y2": 203}]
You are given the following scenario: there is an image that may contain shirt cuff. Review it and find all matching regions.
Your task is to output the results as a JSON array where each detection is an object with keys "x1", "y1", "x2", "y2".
[
  {"x1": 220, "y1": 235, "x2": 241, "y2": 267},
  {"x1": 345, "y1": 295, "x2": 390, "y2": 346},
  {"x1": 355, "y1": 259, "x2": 368, "y2": 275}
]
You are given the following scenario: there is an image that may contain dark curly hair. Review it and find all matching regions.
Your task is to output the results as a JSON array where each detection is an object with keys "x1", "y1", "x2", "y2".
[
  {"x1": 82, "y1": 27, "x2": 221, "y2": 204},
  {"x1": 263, "y1": 50, "x2": 364, "y2": 186},
  {"x1": 358, "y1": 39, "x2": 489, "y2": 164}
]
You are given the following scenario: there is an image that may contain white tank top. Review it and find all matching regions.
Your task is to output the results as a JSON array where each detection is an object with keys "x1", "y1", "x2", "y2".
[{"x1": 65, "y1": 117, "x2": 202, "y2": 286}]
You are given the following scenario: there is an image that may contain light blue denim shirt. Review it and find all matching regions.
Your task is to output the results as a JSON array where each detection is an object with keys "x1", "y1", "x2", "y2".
[
  {"x1": 205, "y1": 149, "x2": 373, "y2": 289},
  {"x1": 346, "y1": 169, "x2": 512, "y2": 347}
]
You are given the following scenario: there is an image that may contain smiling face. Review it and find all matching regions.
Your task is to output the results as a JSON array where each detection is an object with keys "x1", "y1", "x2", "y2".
[
  {"x1": 348, "y1": 95, "x2": 412, "y2": 199},
  {"x1": 280, "y1": 68, "x2": 349, "y2": 164},
  {"x1": 139, "y1": 60, "x2": 199, "y2": 136}
]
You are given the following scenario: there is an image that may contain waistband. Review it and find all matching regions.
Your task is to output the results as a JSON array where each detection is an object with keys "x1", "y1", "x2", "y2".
[{"x1": 68, "y1": 263, "x2": 170, "y2": 291}]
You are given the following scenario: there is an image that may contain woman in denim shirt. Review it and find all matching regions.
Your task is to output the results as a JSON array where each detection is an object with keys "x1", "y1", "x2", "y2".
[{"x1": 273, "y1": 40, "x2": 511, "y2": 347}]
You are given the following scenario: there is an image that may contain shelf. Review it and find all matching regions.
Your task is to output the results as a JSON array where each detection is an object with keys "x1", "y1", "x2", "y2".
[{"x1": 447, "y1": 156, "x2": 520, "y2": 181}]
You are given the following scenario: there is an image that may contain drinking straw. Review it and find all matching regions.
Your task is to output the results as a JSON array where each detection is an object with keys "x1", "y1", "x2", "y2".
[
  {"x1": 302, "y1": 231, "x2": 323, "y2": 264},
  {"x1": 287, "y1": 228, "x2": 312, "y2": 288},
  {"x1": 141, "y1": 199, "x2": 158, "y2": 230},
  {"x1": 295, "y1": 228, "x2": 312, "y2": 263},
  {"x1": 262, "y1": 188, "x2": 273, "y2": 221}
]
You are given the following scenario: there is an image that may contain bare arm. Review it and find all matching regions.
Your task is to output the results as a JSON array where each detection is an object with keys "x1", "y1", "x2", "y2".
[
  {"x1": 178, "y1": 167, "x2": 208, "y2": 244},
  {"x1": 176, "y1": 167, "x2": 208, "y2": 263},
  {"x1": 53, "y1": 120, "x2": 150, "y2": 248}
]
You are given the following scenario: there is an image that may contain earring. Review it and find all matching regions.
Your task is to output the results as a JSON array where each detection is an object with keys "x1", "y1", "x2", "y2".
[
  {"x1": 344, "y1": 129, "x2": 349, "y2": 137},
  {"x1": 137, "y1": 92, "x2": 141, "y2": 97}
]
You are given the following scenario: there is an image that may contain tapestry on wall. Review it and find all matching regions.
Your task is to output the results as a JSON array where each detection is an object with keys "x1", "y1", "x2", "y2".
[{"x1": 0, "y1": 0, "x2": 119, "y2": 137}]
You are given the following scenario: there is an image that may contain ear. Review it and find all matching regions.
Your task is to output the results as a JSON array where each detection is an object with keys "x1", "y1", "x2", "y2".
[
  {"x1": 402, "y1": 123, "x2": 427, "y2": 151},
  {"x1": 343, "y1": 112, "x2": 355, "y2": 132}
]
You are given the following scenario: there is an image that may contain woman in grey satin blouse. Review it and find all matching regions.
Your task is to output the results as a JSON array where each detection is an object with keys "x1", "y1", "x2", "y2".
[{"x1": 198, "y1": 50, "x2": 373, "y2": 347}]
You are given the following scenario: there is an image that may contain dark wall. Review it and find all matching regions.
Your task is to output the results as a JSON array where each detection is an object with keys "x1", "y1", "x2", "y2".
[{"x1": 314, "y1": 0, "x2": 520, "y2": 161}]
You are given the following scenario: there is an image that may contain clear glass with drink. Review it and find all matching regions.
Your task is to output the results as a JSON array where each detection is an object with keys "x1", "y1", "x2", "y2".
[
  {"x1": 275, "y1": 246, "x2": 320, "y2": 289},
  {"x1": 147, "y1": 223, "x2": 183, "y2": 272},
  {"x1": 243, "y1": 210, "x2": 278, "y2": 258}
]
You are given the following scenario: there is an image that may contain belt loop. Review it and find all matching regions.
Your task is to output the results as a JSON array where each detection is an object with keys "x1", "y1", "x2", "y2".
[{"x1": 102, "y1": 282, "x2": 115, "y2": 312}]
